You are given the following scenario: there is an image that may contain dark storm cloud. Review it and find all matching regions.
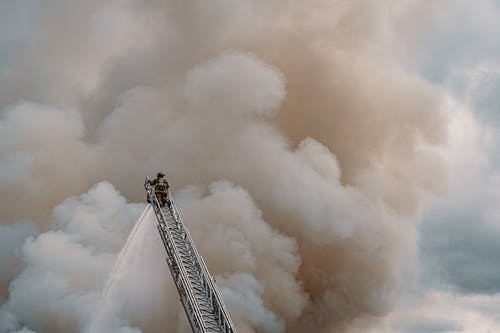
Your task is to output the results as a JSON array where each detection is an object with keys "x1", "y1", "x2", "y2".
[
  {"x1": 0, "y1": 223, "x2": 37, "y2": 297},
  {"x1": 420, "y1": 209, "x2": 500, "y2": 294},
  {"x1": 403, "y1": 319, "x2": 463, "y2": 333},
  {"x1": 418, "y1": 113, "x2": 500, "y2": 295},
  {"x1": 414, "y1": 0, "x2": 500, "y2": 298}
]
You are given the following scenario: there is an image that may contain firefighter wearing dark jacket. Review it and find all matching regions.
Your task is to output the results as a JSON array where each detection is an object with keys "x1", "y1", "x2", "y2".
[{"x1": 148, "y1": 172, "x2": 170, "y2": 207}]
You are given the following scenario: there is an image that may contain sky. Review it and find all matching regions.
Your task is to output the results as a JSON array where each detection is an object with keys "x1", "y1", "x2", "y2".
[
  {"x1": 375, "y1": 1, "x2": 500, "y2": 331},
  {"x1": 1, "y1": 1, "x2": 500, "y2": 333}
]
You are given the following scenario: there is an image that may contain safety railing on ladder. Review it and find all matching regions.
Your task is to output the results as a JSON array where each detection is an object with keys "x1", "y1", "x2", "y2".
[{"x1": 145, "y1": 182, "x2": 237, "y2": 333}]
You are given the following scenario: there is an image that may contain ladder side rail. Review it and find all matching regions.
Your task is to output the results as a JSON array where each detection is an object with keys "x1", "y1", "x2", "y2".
[
  {"x1": 157, "y1": 222, "x2": 201, "y2": 333},
  {"x1": 168, "y1": 193, "x2": 204, "y2": 264},
  {"x1": 148, "y1": 188, "x2": 203, "y2": 332},
  {"x1": 146, "y1": 186, "x2": 207, "y2": 332},
  {"x1": 169, "y1": 199, "x2": 206, "y2": 283},
  {"x1": 168, "y1": 192, "x2": 236, "y2": 333},
  {"x1": 149, "y1": 189, "x2": 206, "y2": 333},
  {"x1": 199, "y1": 256, "x2": 236, "y2": 333}
]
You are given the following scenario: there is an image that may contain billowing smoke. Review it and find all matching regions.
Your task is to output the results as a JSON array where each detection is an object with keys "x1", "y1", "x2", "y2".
[{"x1": 0, "y1": 1, "x2": 450, "y2": 332}]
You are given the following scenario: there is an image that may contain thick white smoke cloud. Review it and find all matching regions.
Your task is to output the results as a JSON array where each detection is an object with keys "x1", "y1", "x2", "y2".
[
  {"x1": 0, "y1": 182, "x2": 149, "y2": 333},
  {"x1": 0, "y1": 223, "x2": 37, "y2": 297},
  {"x1": 0, "y1": 1, "x2": 452, "y2": 332}
]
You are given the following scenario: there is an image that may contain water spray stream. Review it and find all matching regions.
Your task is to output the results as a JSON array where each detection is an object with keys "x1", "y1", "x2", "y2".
[{"x1": 87, "y1": 205, "x2": 152, "y2": 333}]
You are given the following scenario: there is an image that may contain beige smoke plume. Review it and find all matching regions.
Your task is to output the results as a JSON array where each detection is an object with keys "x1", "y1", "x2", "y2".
[{"x1": 0, "y1": 1, "x2": 450, "y2": 332}]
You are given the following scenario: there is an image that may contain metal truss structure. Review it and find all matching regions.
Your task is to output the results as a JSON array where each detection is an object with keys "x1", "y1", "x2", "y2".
[{"x1": 145, "y1": 183, "x2": 237, "y2": 333}]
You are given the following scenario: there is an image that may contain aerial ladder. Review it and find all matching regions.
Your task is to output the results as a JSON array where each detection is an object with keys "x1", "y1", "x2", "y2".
[{"x1": 145, "y1": 182, "x2": 237, "y2": 333}]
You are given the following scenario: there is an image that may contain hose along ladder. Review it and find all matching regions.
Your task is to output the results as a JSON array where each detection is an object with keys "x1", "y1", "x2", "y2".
[{"x1": 145, "y1": 183, "x2": 237, "y2": 333}]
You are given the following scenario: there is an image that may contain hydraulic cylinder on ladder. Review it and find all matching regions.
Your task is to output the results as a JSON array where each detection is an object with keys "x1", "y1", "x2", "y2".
[{"x1": 145, "y1": 180, "x2": 237, "y2": 333}]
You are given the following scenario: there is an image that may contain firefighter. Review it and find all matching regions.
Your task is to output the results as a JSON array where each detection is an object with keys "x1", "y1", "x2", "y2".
[{"x1": 148, "y1": 172, "x2": 170, "y2": 207}]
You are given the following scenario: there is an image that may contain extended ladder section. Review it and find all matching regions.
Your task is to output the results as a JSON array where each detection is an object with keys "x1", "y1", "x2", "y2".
[{"x1": 145, "y1": 184, "x2": 237, "y2": 333}]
